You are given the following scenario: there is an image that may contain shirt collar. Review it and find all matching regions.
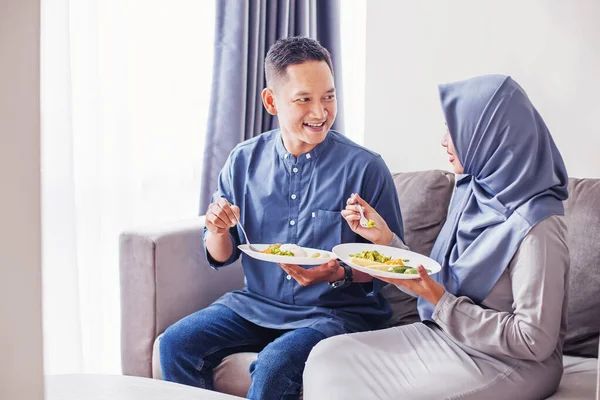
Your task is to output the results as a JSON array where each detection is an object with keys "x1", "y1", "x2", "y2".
[{"x1": 275, "y1": 130, "x2": 332, "y2": 163}]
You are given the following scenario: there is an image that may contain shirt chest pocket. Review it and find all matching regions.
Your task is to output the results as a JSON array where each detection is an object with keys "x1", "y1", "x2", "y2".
[{"x1": 311, "y1": 209, "x2": 343, "y2": 251}]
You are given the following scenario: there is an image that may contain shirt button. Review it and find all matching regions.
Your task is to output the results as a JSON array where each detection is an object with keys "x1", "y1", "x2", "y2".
[
  {"x1": 306, "y1": 153, "x2": 311, "y2": 159},
  {"x1": 293, "y1": 167, "x2": 299, "y2": 173},
  {"x1": 286, "y1": 275, "x2": 292, "y2": 280},
  {"x1": 291, "y1": 194, "x2": 297, "y2": 200},
  {"x1": 289, "y1": 220, "x2": 296, "y2": 226},
  {"x1": 284, "y1": 153, "x2": 289, "y2": 158}
]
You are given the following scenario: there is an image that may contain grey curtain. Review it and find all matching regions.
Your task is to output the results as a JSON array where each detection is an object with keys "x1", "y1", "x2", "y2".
[{"x1": 199, "y1": 0, "x2": 345, "y2": 213}]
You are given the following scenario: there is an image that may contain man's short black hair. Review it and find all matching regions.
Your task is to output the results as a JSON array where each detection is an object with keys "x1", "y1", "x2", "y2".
[{"x1": 265, "y1": 36, "x2": 334, "y2": 89}]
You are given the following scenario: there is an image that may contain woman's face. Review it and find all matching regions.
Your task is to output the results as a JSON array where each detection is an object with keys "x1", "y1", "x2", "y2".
[{"x1": 442, "y1": 131, "x2": 464, "y2": 174}]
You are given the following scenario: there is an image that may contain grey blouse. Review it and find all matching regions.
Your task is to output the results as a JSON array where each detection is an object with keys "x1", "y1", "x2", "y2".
[{"x1": 393, "y1": 215, "x2": 569, "y2": 361}]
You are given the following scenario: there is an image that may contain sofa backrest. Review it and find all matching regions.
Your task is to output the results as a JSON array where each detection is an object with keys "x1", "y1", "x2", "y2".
[
  {"x1": 392, "y1": 170, "x2": 455, "y2": 256},
  {"x1": 563, "y1": 178, "x2": 600, "y2": 358},
  {"x1": 392, "y1": 171, "x2": 600, "y2": 358}
]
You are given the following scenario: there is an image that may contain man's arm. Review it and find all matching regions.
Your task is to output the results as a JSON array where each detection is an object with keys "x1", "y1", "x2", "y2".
[
  {"x1": 203, "y1": 153, "x2": 243, "y2": 268},
  {"x1": 205, "y1": 200, "x2": 238, "y2": 262}
]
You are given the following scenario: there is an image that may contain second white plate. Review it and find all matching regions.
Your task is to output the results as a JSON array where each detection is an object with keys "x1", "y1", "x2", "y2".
[{"x1": 332, "y1": 243, "x2": 442, "y2": 280}]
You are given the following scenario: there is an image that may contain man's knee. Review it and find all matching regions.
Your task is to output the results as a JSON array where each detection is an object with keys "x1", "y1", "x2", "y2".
[
  {"x1": 159, "y1": 324, "x2": 188, "y2": 365},
  {"x1": 250, "y1": 346, "x2": 305, "y2": 383},
  {"x1": 160, "y1": 318, "x2": 211, "y2": 368},
  {"x1": 160, "y1": 307, "x2": 224, "y2": 364}
]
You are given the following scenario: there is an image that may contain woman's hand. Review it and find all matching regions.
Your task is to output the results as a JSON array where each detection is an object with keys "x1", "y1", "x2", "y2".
[
  {"x1": 278, "y1": 260, "x2": 343, "y2": 287},
  {"x1": 341, "y1": 193, "x2": 393, "y2": 245},
  {"x1": 379, "y1": 265, "x2": 445, "y2": 306}
]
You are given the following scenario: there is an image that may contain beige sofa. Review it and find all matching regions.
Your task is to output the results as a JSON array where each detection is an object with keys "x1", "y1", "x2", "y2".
[{"x1": 120, "y1": 170, "x2": 600, "y2": 399}]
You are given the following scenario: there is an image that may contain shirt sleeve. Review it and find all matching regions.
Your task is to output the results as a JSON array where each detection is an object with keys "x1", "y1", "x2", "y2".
[
  {"x1": 202, "y1": 151, "x2": 242, "y2": 270},
  {"x1": 431, "y1": 216, "x2": 569, "y2": 362},
  {"x1": 389, "y1": 233, "x2": 409, "y2": 250}
]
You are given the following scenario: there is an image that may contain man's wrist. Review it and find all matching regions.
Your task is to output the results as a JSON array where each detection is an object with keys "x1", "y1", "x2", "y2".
[
  {"x1": 332, "y1": 264, "x2": 345, "y2": 282},
  {"x1": 205, "y1": 230, "x2": 234, "y2": 263},
  {"x1": 328, "y1": 262, "x2": 353, "y2": 288}
]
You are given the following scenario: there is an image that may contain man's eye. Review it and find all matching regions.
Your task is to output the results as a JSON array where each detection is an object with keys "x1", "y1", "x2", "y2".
[
  {"x1": 325, "y1": 95, "x2": 335, "y2": 100},
  {"x1": 297, "y1": 98, "x2": 310, "y2": 102}
]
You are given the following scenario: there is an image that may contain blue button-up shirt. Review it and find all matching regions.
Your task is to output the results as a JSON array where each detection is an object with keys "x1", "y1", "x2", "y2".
[{"x1": 203, "y1": 130, "x2": 404, "y2": 337}]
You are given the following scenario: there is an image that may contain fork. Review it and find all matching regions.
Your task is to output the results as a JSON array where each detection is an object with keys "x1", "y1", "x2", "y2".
[
  {"x1": 356, "y1": 204, "x2": 370, "y2": 228},
  {"x1": 225, "y1": 200, "x2": 261, "y2": 252}
]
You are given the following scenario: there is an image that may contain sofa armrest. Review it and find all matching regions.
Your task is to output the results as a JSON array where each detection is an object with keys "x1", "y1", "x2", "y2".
[{"x1": 119, "y1": 217, "x2": 244, "y2": 377}]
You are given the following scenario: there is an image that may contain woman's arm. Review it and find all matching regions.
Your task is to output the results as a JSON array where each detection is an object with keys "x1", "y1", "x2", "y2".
[
  {"x1": 432, "y1": 216, "x2": 569, "y2": 362},
  {"x1": 389, "y1": 232, "x2": 409, "y2": 250}
]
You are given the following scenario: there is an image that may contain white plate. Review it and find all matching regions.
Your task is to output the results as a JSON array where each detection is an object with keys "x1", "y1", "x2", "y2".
[
  {"x1": 238, "y1": 244, "x2": 336, "y2": 266},
  {"x1": 332, "y1": 243, "x2": 442, "y2": 280}
]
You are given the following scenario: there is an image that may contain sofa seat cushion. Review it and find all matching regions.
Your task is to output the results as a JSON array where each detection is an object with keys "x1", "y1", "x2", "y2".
[
  {"x1": 214, "y1": 352, "x2": 257, "y2": 397},
  {"x1": 153, "y1": 334, "x2": 256, "y2": 398},
  {"x1": 546, "y1": 356, "x2": 598, "y2": 399},
  {"x1": 154, "y1": 334, "x2": 597, "y2": 399}
]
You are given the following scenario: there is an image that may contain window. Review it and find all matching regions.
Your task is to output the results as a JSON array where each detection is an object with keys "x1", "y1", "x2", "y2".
[{"x1": 41, "y1": 0, "x2": 215, "y2": 374}]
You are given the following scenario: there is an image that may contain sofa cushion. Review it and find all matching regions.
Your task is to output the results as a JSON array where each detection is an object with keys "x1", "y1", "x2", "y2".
[
  {"x1": 214, "y1": 352, "x2": 256, "y2": 398},
  {"x1": 545, "y1": 355, "x2": 598, "y2": 399},
  {"x1": 152, "y1": 334, "x2": 163, "y2": 379},
  {"x1": 563, "y1": 178, "x2": 600, "y2": 357},
  {"x1": 392, "y1": 170, "x2": 455, "y2": 257},
  {"x1": 154, "y1": 334, "x2": 256, "y2": 398}
]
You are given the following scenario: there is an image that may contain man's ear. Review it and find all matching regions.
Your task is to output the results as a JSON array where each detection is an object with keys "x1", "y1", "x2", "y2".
[{"x1": 261, "y1": 88, "x2": 277, "y2": 115}]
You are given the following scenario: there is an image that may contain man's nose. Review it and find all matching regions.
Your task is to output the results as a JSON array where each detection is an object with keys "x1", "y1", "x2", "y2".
[{"x1": 310, "y1": 102, "x2": 326, "y2": 120}]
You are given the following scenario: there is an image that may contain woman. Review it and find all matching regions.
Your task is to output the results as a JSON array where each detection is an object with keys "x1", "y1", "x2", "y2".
[{"x1": 303, "y1": 75, "x2": 570, "y2": 399}]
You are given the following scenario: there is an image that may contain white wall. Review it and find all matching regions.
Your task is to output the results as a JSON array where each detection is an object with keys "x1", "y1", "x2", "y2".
[
  {"x1": 0, "y1": 0, "x2": 45, "y2": 399},
  {"x1": 365, "y1": 0, "x2": 600, "y2": 178}
]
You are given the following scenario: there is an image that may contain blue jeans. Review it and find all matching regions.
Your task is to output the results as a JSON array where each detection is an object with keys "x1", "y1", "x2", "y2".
[{"x1": 160, "y1": 304, "x2": 327, "y2": 400}]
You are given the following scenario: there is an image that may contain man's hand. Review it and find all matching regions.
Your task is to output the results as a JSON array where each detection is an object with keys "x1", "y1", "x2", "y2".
[
  {"x1": 278, "y1": 259, "x2": 344, "y2": 287},
  {"x1": 205, "y1": 198, "x2": 240, "y2": 263},
  {"x1": 379, "y1": 265, "x2": 445, "y2": 306},
  {"x1": 206, "y1": 197, "x2": 240, "y2": 235}
]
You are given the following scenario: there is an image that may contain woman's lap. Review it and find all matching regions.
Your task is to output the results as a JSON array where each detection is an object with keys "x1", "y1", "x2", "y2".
[{"x1": 303, "y1": 323, "x2": 561, "y2": 400}]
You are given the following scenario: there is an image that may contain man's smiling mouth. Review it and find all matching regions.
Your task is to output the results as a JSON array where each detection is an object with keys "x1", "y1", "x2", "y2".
[{"x1": 303, "y1": 120, "x2": 326, "y2": 127}]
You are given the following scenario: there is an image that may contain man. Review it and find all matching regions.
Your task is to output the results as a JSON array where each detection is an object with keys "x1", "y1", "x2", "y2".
[{"x1": 160, "y1": 36, "x2": 404, "y2": 399}]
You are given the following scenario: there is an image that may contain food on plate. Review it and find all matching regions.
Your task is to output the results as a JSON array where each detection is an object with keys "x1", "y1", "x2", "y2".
[
  {"x1": 349, "y1": 250, "x2": 392, "y2": 263},
  {"x1": 350, "y1": 256, "x2": 386, "y2": 267},
  {"x1": 262, "y1": 244, "x2": 295, "y2": 256},
  {"x1": 349, "y1": 250, "x2": 431, "y2": 274},
  {"x1": 279, "y1": 244, "x2": 307, "y2": 257},
  {"x1": 387, "y1": 266, "x2": 419, "y2": 274},
  {"x1": 310, "y1": 252, "x2": 329, "y2": 258},
  {"x1": 262, "y1": 243, "x2": 311, "y2": 257}
]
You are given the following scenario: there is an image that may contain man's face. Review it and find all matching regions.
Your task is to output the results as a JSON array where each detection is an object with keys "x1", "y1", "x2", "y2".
[{"x1": 265, "y1": 61, "x2": 337, "y2": 148}]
